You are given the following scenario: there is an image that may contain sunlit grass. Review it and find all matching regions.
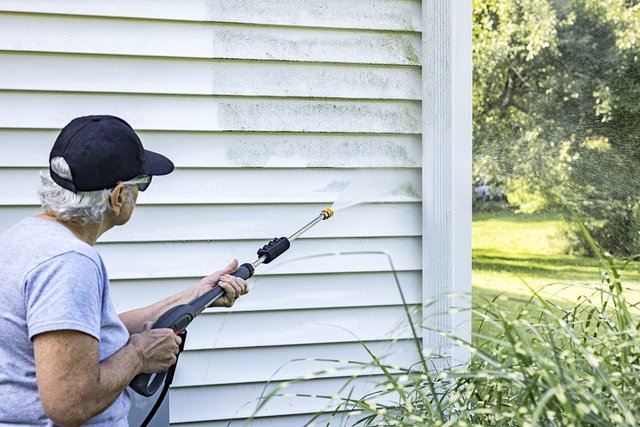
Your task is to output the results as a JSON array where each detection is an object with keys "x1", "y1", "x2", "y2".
[{"x1": 473, "y1": 211, "x2": 572, "y2": 256}]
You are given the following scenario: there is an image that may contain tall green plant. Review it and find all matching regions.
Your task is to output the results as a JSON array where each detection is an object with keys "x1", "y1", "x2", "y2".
[{"x1": 251, "y1": 230, "x2": 640, "y2": 426}]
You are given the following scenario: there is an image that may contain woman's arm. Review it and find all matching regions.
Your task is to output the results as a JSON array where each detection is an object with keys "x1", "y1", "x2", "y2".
[{"x1": 34, "y1": 327, "x2": 180, "y2": 426}]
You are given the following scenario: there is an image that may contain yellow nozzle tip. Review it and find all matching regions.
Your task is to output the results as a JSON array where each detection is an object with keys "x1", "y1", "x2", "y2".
[{"x1": 321, "y1": 207, "x2": 334, "y2": 219}]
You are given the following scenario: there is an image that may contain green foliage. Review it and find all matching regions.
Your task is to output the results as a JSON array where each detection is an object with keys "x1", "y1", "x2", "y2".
[{"x1": 473, "y1": 0, "x2": 640, "y2": 255}]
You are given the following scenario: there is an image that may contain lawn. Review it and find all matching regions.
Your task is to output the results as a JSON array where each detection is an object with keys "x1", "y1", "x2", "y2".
[{"x1": 472, "y1": 211, "x2": 640, "y2": 306}]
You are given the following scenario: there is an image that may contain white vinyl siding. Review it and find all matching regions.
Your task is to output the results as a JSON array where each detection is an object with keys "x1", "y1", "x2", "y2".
[
  {"x1": 0, "y1": 0, "x2": 422, "y2": 30},
  {"x1": 0, "y1": 1, "x2": 471, "y2": 425}
]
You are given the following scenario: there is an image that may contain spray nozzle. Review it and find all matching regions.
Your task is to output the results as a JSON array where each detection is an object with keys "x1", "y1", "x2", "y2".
[{"x1": 321, "y1": 207, "x2": 334, "y2": 220}]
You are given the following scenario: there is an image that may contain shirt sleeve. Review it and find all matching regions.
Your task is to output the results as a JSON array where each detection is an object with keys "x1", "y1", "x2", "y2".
[{"x1": 24, "y1": 251, "x2": 103, "y2": 341}]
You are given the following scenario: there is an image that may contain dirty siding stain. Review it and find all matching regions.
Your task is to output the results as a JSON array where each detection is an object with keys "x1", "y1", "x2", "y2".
[
  {"x1": 215, "y1": 99, "x2": 420, "y2": 133},
  {"x1": 211, "y1": 27, "x2": 421, "y2": 65},
  {"x1": 223, "y1": 135, "x2": 420, "y2": 168},
  {"x1": 398, "y1": 182, "x2": 422, "y2": 199},
  {"x1": 401, "y1": 35, "x2": 421, "y2": 65},
  {"x1": 381, "y1": 30, "x2": 421, "y2": 66},
  {"x1": 205, "y1": 0, "x2": 420, "y2": 31}
]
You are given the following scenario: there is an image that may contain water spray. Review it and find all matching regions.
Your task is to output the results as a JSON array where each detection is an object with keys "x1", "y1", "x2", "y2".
[{"x1": 130, "y1": 208, "x2": 335, "y2": 425}]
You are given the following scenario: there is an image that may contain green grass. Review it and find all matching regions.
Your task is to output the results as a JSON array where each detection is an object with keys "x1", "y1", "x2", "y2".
[{"x1": 472, "y1": 211, "x2": 640, "y2": 305}]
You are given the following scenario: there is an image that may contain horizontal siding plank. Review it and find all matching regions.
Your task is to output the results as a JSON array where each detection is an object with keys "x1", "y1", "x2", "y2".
[
  {"x1": 0, "y1": 92, "x2": 421, "y2": 133},
  {"x1": 0, "y1": 53, "x2": 421, "y2": 100},
  {"x1": 110, "y1": 271, "x2": 421, "y2": 313},
  {"x1": 10, "y1": 0, "x2": 420, "y2": 31},
  {"x1": 0, "y1": 207, "x2": 41, "y2": 231},
  {"x1": 186, "y1": 305, "x2": 420, "y2": 350},
  {"x1": 102, "y1": 203, "x2": 421, "y2": 242},
  {"x1": 0, "y1": 13, "x2": 421, "y2": 65},
  {"x1": 0, "y1": 0, "x2": 422, "y2": 31},
  {"x1": 97, "y1": 236, "x2": 422, "y2": 280},
  {"x1": 170, "y1": 375, "x2": 392, "y2": 422},
  {"x1": 173, "y1": 339, "x2": 420, "y2": 387},
  {"x1": 0, "y1": 129, "x2": 422, "y2": 168},
  {"x1": 0, "y1": 168, "x2": 421, "y2": 206},
  {"x1": 0, "y1": 203, "x2": 421, "y2": 242}
]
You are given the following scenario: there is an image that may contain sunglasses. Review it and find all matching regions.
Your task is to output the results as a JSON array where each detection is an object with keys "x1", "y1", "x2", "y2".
[{"x1": 120, "y1": 175, "x2": 152, "y2": 192}]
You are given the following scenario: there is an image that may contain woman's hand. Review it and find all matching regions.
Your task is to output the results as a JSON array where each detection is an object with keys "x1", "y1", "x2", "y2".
[{"x1": 197, "y1": 259, "x2": 249, "y2": 307}]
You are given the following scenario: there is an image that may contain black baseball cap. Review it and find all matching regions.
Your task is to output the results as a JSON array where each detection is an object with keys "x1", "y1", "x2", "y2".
[{"x1": 50, "y1": 115, "x2": 174, "y2": 193}]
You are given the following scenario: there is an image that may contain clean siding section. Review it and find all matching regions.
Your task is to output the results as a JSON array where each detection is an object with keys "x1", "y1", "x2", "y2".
[{"x1": 0, "y1": 2, "x2": 423, "y2": 425}]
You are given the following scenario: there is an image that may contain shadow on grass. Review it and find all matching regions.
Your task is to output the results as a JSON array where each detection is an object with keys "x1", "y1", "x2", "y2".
[{"x1": 471, "y1": 249, "x2": 633, "y2": 283}]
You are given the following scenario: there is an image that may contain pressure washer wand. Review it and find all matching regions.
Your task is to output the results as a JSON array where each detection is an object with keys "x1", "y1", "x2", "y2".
[
  {"x1": 190, "y1": 206, "x2": 334, "y2": 314},
  {"x1": 130, "y1": 207, "x2": 334, "y2": 399}
]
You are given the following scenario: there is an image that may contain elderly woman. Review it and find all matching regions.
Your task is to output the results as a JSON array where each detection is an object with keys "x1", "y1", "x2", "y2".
[{"x1": 0, "y1": 115, "x2": 248, "y2": 426}]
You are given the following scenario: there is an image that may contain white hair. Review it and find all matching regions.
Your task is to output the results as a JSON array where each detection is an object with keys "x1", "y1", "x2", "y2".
[{"x1": 39, "y1": 157, "x2": 133, "y2": 225}]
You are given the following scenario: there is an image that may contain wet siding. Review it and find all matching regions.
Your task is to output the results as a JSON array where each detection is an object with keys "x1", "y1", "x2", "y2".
[{"x1": 0, "y1": 1, "x2": 425, "y2": 425}]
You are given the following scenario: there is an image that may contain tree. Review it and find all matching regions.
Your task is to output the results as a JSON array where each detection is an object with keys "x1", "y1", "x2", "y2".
[{"x1": 473, "y1": 0, "x2": 640, "y2": 255}]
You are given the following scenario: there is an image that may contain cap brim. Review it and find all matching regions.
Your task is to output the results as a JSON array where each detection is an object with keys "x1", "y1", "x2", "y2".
[{"x1": 141, "y1": 150, "x2": 175, "y2": 176}]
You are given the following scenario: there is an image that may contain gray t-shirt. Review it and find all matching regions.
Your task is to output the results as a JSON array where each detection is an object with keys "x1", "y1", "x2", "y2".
[{"x1": 0, "y1": 217, "x2": 131, "y2": 426}]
